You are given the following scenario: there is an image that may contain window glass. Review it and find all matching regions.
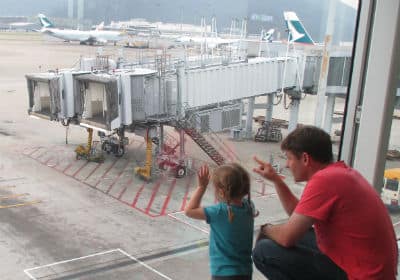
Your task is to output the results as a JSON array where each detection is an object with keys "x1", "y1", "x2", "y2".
[{"x1": 0, "y1": 1, "x2": 361, "y2": 279}]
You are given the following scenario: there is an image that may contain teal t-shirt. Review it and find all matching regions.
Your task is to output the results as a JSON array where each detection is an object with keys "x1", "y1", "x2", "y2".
[{"x1": 204, "y1": 199, "x2": 254, "y2": 276}]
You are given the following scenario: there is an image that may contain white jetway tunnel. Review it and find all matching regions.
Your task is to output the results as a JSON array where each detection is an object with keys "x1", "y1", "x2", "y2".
[
  {"x1": 75, "y1": 74, "x2": 120, "y2": 132},
  {"x1": 26, "y1": 71, "x2": 88, "y2": 122},
  {"x1": 26, "y1": 73, "x2": 61, "y2": 121},
  {"x1": 119, "y1": 69, "x2": 168, "y2": 124},
  {"x1": 179, "y1": 57, "x2": 298, "y2": 109}
]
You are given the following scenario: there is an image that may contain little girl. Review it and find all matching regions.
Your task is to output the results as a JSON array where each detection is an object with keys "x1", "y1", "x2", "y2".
[{"x1": 185, "y1": 163, "x2": 258, "y2": 280}]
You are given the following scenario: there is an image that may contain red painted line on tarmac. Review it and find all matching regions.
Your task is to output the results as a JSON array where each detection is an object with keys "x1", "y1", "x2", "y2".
[
  {"x1": 72, "y1": 161, "x2": 90, "y2": 178},
  {"x1": 180, "y1": 175, "x2": 194, "y2": 211},
  {"x1": 116, "y1": 176, "x2": 134, "y2": 200},
  {"x1": 83, "y1": 162, "x2": 102, "y2": 181},
  {"x1": 144, "y1": 178, "x2": 164, "y2": 214},
  {"x1": 62, "y1": 160, "x2": 77, "y2": 174},
  {"x1": 131, "y1": 184, "x2": 146, "y2": 207},
  {"x1": 160, "y1": 178, "x2": 177, "y2": 216},
  {"x1": 92, "y1": 158, "x2": 119, "y2": 187},
  {"x1": 133, "y1": 206, "x2": 159, "y2": 218},
  {"x1": 25, "y1": 147, "x2": 41, "y2": 156},
  {"x1": 116, "y1": 185, "x2": 128, "y2": 200},
  {"x1": 105, "y1": 160, "x2": 131, "y2": 194},
  {"x1": 44, "y1": 156, "x2": 58, "y2": 168},
  {"x1": 34, "y1": 149, "x2": 49, "y2": 161}
]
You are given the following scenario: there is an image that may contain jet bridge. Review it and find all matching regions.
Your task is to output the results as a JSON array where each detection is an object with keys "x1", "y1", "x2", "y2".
[
  {"x1": 178, "y1": 57, "x2": 298, "y2": 109},
  {"x1": 75, "y1": 73, "x2": 121, "y2": 132},
  {"x1": 26, "y1": 71, "x2": 88, "y2": 122}
]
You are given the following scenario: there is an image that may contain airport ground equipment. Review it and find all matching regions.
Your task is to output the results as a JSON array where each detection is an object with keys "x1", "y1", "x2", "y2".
[
  {"x1": 156, "y1": 152, "x2": 187, "y2": 178},
  {"x1": 75, "y1": 128, "x2": 105, "y2": 162},
  {"x1": 134, "y1": 128, "x2": 153, "y2": 180},
  {"x1": 98, "y1": 129, "x2": 128, "y2": 157},
  {"x1": 254, "y1": 120, "x2": 283, "y2": 142},
  {"x1": 27, "y1": 55, "x2": 304, "y2": 178},
  {"x1": 155, "y1": 129, "x2": 189, "y2": 178}
]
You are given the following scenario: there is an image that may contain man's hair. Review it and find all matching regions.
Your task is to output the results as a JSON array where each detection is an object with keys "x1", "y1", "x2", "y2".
[{"x1": 281, "y1": 126, "x2": 333, "y2": 164}]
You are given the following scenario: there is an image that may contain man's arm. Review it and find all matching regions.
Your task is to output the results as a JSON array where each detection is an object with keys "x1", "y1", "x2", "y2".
[
  {"x1": 261, "y1": 213, "x2": 314, "y2": 247},
  {"x1": 253, "y1": 156, "x2": 298, "y2": 215},
  {"x1": 271, "y1": 175, "x2": 299, "y2": 216}
]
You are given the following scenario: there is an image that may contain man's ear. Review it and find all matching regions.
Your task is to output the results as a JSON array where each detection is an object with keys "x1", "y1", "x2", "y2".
[{"x1": 302, "y1": 152, "x2": 310, "y2": 166}]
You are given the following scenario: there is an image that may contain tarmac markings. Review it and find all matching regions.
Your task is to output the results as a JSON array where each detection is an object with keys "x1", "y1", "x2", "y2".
[
  {"x1": 24, "y1": 248, "x2": 173, "y2": 280},
  {"x1": 21, "y1": 143, "x2": 268, "y2": 218},
  {"x1": 0, "y1": 189, "x2": 41, "y2": 209}
]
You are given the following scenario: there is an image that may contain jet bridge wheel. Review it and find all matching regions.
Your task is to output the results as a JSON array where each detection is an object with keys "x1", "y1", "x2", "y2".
[
  {"x1": 175, "y1": 165, "x2": 186, "y2": 178},
  {"x1": 115, "y1": 145, "x2": 125, "y2": 157}
]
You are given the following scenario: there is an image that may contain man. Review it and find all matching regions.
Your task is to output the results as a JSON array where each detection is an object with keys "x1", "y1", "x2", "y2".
[{"x1": 252, "y1": 126, "x2": 398, "y2": 280}]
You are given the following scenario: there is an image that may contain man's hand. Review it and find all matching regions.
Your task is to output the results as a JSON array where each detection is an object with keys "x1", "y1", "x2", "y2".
[
  {"x1": 253, "y1": 156, "x2": 281, "y2": 183},
  {"x1": 197, "y1": 165, "x2": 210, "y2": 188},
  {"x1": 256, "y1": 223, "x2": 270, "y2": 242}
]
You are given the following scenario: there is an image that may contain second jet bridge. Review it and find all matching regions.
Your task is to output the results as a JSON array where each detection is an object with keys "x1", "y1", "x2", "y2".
[{"x1": 178, "y1": 57, "x2": 298, "y2": 110}]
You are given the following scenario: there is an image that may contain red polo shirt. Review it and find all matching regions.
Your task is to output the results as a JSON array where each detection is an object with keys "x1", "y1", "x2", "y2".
[{"x1": 295, "y1": 161, "x2": 398, "y2": 280}]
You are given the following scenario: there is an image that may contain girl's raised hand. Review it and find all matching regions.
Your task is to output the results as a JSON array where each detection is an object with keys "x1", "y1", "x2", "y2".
[{"x1": 197, "y1": 165, "x2": 210, "y2": 188}]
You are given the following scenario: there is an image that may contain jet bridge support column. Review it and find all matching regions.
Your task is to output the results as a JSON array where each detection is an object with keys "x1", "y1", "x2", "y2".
[
  {"x1": 288, "y1": 91, "x2": 302, "y2": 133},
  {"x1": 159, "y1": 124, "x2": 164, "y2": 154},
  {"x1": 176, "y1": 63, "x2": 185, "y2": 119},
  {"x1": 323, "y1": 94, "x2": 336, "y2": 134},
  {"x1": 265, "y1": 93, "x2": 274, "y2": 123},
  {"x1": 179, "y1": 129, "x2": 185, "y2": 159},
  {"x1": 245, "y1": 97, "x2": 255, "y2": 139}
]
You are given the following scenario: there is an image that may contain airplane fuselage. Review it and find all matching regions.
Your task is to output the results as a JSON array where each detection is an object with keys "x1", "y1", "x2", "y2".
[{"x1": 41, "y1": 28, "x2": 123, "y2": 45}]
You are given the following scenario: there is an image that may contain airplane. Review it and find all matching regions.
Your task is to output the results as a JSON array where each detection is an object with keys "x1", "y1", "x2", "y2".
[
  {"x1": 175, "y1": 35, "x2": 240, "y2": 49},
  {"x1": 262, "y1": 28, "x2": 275, "y2": 42},
  {"x1": 8, "y1": 22, "x2": 36, "y2": 31},
  {"x1": 38, "y1": 14, "x2": 124, "y2": 45},
  {"x1": 283, "y1": 11, "x2": 315, "y2": 45}
]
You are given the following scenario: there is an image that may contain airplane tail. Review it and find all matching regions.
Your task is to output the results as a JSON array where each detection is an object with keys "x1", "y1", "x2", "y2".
[
  {"x1": 95, "y1": 22, "x2": 104, "y2": 31},
  {"x1": 263, "y1": 28, "x2": 275, "y2": 42},
  {"x1": 38, "y1": 14, "x2": 54, "y2": 28},
  {"x1": 283, "y1": 11, "x2": 314, "y2": 44}
]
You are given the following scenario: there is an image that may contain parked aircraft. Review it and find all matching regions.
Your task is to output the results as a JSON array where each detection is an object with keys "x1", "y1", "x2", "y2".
[
  {"x1": 8, "y1": 22, "x2": 36, "y2": 31},
  {"x1": 175, "y1": 35, "x2": 240, "y2": 49},
  {"x1": 262, "y1": 28, "x2": 275, "y2": 42},
  {"x1": 283, "y1": 11, "x2": 315, "y2": 44},
  {"x1": 38, "y1": 14, "x2": 124, "y2": 45}
]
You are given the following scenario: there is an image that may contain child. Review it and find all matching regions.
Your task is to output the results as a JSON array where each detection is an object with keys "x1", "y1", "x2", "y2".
[{"x1": 185, "y1": 163, "x2": 258, "y2": 280}]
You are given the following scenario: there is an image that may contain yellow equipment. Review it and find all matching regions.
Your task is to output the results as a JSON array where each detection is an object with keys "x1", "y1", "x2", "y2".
[
  {"x1": 135, "y1": 129, "x2": 153, "y2": 180},
  {"x1": 381, "y1": 168, "x2": 400, "y2": 210},
  {"x1": 75, "y1": 128, "x2": 104, "y2": 162}
]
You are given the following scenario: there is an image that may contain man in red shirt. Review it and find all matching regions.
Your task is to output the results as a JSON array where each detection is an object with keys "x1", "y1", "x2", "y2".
[{"x1": 252, "y1": 126, "x2": 398, "y2": 280}]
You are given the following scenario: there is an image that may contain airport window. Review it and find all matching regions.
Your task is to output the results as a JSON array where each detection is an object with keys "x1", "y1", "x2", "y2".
[{"x1": 3, "y1": 0, "x2": 400, "y2": 279}]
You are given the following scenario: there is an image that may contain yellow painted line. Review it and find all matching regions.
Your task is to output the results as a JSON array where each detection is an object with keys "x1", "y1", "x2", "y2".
[
  {"x1": 0, "y1": 200, "x2": 41, "y2": 209},
  {"x1": 0, "y1": 193, "x2": 29, "y2": 200},
  {"x1": 0, "y1": 185, "x2": 16, "y2": 189}
]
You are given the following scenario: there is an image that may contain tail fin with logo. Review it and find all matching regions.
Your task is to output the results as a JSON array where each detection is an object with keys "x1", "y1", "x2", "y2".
[
  {"x1": 283, "y1": 11, "x2": 314, "y2": 44},
  {"x1": 38, "y1": 14, "x2": 55, "y2": 28}
]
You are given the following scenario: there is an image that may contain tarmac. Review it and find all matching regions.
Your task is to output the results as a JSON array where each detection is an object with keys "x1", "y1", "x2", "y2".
[{"x1": 0, "y1": 32, "x2": 400, "y2": 280}]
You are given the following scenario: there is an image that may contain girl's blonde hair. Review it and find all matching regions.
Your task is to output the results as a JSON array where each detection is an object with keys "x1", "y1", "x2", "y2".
[{"x1": 212, "y1": 163, "x2": 256, "y2": 222}]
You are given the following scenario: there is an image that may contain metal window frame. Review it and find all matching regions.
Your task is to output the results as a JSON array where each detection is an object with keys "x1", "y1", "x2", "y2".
[{"x1": 340, "y1": 0, "x2": 400, "y2": 190}]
